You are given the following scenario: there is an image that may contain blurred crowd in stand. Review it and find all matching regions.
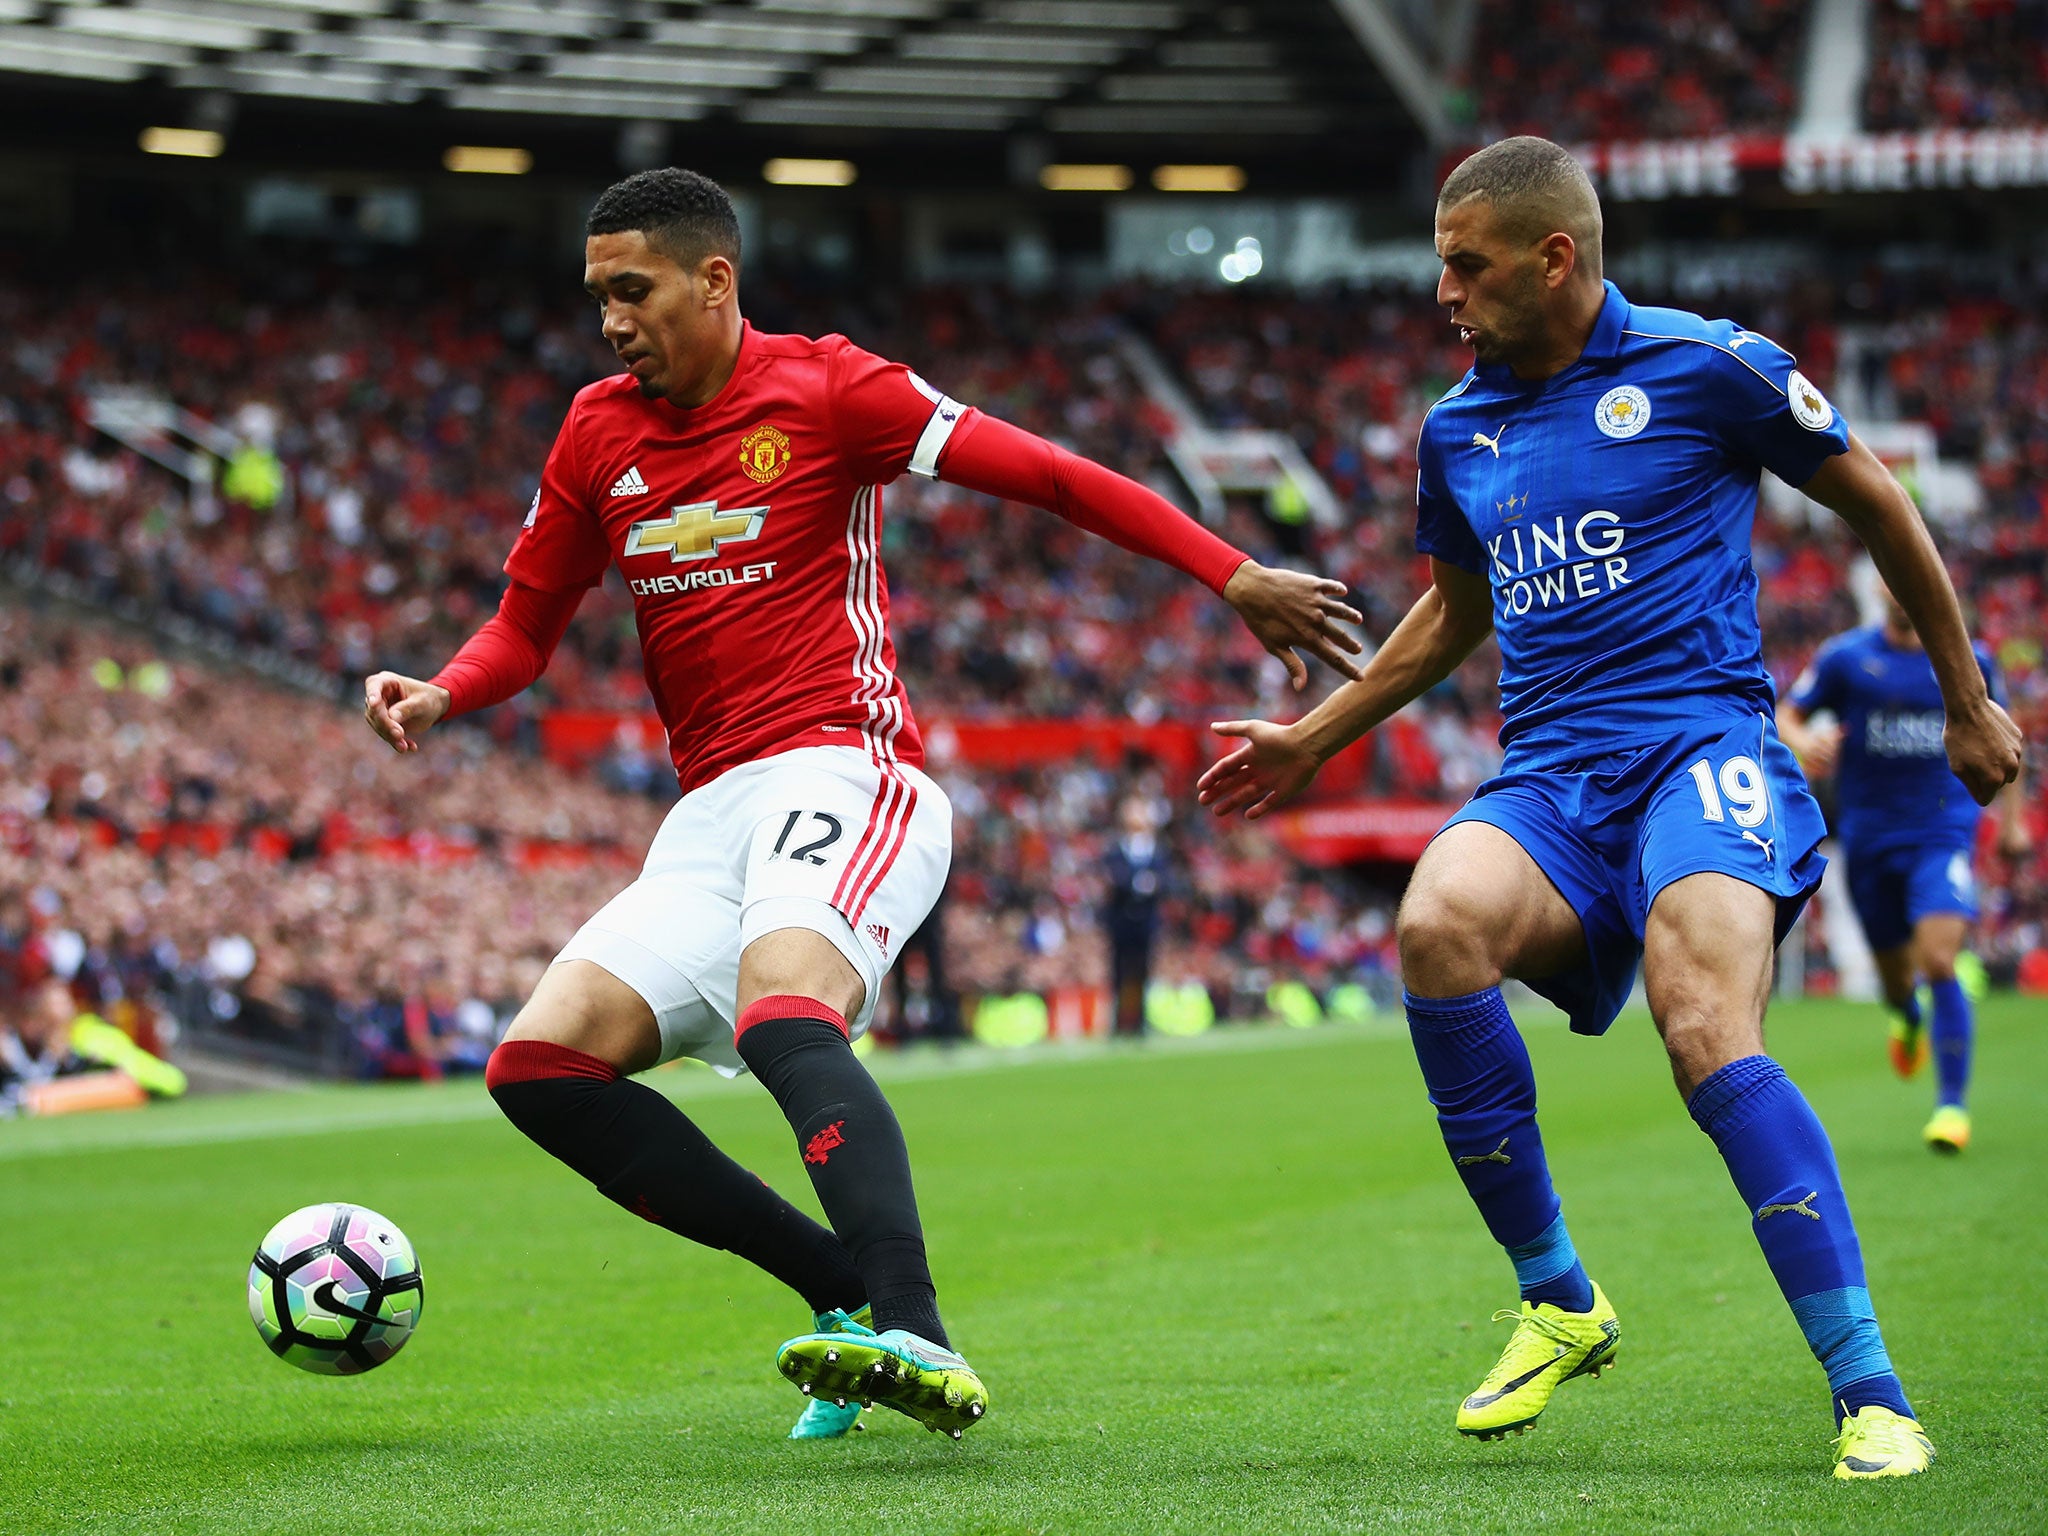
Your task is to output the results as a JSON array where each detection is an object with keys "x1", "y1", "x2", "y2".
[
  {"x1": 1864, "y1": 0, "x2": 2048, "y2": 130},
  {"x1": 1462, "y1": 0, "x2": 1806, "y2": 141},
  {"x1": 0, "y1": 611, "x2": 1405, "y2": 1071},
  {"x1": 3, "y1": 253, "x2": 2045, "y2": 1075}
]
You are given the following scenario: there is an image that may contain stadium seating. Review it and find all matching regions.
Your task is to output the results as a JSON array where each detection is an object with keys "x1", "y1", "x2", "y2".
[
  {"x1": 1464, "y1": 0, "x2": 1808, "y2": 142},
  {"x1": 5, "y1": 266, "x2": 2044, "y2": 1072},
  {"x1": 1864, "y1": 0, "x2": 2048, "y2": 130}
]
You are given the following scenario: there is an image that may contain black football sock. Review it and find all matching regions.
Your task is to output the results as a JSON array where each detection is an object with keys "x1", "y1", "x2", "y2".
[
  {"x1": 486, "y1": 1039, "x2": 865, "y2": 1316},
  {"x1": 735, "y1": 999, "x2": 951, "y2": 1349}
]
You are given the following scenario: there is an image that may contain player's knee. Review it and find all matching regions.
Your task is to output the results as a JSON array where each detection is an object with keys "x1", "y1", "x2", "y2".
[
  {"x1": 1397, "y1": 889, "x2": 1501, "y2": 992},
  {"x1": 1656, "y1": 1003, "x2": 1762, "y2": 1099},
  {"x1": 501, "y1": 960, "x2": 658, "y2": 1073},
  {"x1": 737, "y1": 926, "x2": 866, "y2": 1021},
  {"x1": 1920, "y1": 951, "x2": 1958, "y2": 984}
]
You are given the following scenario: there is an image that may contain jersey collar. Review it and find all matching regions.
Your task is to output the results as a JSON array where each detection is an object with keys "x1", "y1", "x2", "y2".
[{"x1": 1580, "y1": 281, "x2": 1630, "y2": 362}]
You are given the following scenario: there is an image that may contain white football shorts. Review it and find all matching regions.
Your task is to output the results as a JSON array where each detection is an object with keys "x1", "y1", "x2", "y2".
[{"x1": 553, "y1": 745, "x2": 951, "y2": 1074}]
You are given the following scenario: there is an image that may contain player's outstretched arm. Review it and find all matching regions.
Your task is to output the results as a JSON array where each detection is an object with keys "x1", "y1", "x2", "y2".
[
  {"x1": 1198, "y1": 560, "x2": 1493, "y2": 820},
  {"x1": 1774, "y1": 697, "x2": 1840, "y2": 779},
  {"x1": 1800, "y1": 436, "x2": 2023, "y2": 805},
  {"x1": 362, "y1": 579, "x2": 583, "y2": 755},
  {"x1": 1997, "y1": 765, "x2": 2032, "y2": 858},
  {"x1": 935, "y1": 415, "x2": 1364, "y2": 689}
]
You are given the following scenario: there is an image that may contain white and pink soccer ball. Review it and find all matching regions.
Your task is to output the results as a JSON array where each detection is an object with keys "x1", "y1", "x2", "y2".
[{"x1": 248, "y1": 1202, "x2": 423, "y2": 1375}]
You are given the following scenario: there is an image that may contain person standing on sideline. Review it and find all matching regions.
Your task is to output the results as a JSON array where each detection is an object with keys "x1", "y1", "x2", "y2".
[{"x1": 1104, "y1": 795, "x2": 1168, "y2": 1035}]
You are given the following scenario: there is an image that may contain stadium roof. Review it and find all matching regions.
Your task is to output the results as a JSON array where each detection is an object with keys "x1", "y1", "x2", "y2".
[{"x1": 0, "y1": 1, "x2": 1426, "y2": 187}]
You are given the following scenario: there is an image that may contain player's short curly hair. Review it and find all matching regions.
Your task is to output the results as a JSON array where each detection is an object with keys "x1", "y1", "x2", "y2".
[
  {"x1": 586, "y1": 168, "x2": 741, "y2": 268},
  {"x1": 1438, "y1": 136, "x2": 1602, "y2": 280}
]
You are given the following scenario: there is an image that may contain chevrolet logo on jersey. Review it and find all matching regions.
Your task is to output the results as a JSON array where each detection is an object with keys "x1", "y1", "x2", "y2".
[{"x1": 623, "y1": 501, "x2": 769, "y2": 563}]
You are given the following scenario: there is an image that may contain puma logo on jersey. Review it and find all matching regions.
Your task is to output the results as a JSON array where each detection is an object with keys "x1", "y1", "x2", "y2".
[
  {"x1": 1729, "y1": 332, "x2": 1762, "y2": 349},
  {"x1": 624, "y1": 501, "x2": 768, "y2": 562},
  {"x1": 1757, "y1": 1191, "x2": 1820, "y2": 1222},
  {"x1": 1741, "y1": 830, "x2": 1775, "y2": 862},
  {"x1": 1471, "y1": 425, "x2": 1508, "y2": 457},
  {"x1": 609, "y1": 464, "x2": 650, "y2": 498},
  {"x1": 1456, "y1": 1137, "x2": 1512, "y2": 1167}
]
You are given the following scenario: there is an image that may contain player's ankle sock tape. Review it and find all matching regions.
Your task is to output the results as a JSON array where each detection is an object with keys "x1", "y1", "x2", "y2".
[
  {"x1": 1928, "y1": 977, "x2": 1972, "y2": 1108},
  {"x1": 1507, "y1": 1215, "x2": 1595, "y2": 1313},
  {"x1": 486, "y1": 1040, "x2": 865, "y2": 1315},
  {"x1": 735, "y1": 1013, "x2": 948, "y2": 1345},
  {"x1": 1688, "y1": 1055, "x2": 1906, "y2": 1410},
  {"x1": 1405, "y1": 989, "x2": 1567, "y2": 1253}
]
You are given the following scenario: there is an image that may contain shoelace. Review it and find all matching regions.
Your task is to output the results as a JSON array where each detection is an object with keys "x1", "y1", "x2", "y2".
[
  {"x1": 1474, "y1": 1306, "x2": 1583, "y2": 1389},
  {"x1": 1488, "y1": 1306, "x2": 1584, "y2": 1348},
  {"x1": 1829, "y1": 1410, "x2": 1918, "y2": 1458}
]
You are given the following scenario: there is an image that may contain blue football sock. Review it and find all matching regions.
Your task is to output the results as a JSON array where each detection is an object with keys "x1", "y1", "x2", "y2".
[
  {"x1": 1407, "y1": 988, "x2": 1595, "y2": 1314},
  {"x1": 1894, "y1": 991, "x2": 1921, "y2": 1029},
  {"x1": 1688, "y1": 1055, "x2": 1912, "y2": 1424},
  {"x1": 1928, "y1": 977, "x2": 1972, "y2": 1109}
]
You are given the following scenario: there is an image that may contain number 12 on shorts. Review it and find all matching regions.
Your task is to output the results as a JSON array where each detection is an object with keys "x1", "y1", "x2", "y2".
[
  {"x1": 1687, "y1": 755, "x2": 1771, "y2": 828},
  {"x1": 769, "y1": 810, "x2": 843, "y2": 866}
]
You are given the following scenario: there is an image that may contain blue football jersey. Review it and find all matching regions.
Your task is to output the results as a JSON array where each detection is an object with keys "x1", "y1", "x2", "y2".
[
  {"x1": 1416, "y1": 281, "x2": 1851, "y2": 769},
  {"x1": 1788, "y1": 625, "x2": 2004, "y2": 853}
]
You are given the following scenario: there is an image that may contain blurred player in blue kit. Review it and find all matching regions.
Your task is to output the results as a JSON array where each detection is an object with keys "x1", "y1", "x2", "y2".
[
  {"x1": 1198, "y1": 138, "x2": 2023, "y2": 1479},
  {"x1": 1780, "y1": 583, "x2": 2031, "y2": 1152}
]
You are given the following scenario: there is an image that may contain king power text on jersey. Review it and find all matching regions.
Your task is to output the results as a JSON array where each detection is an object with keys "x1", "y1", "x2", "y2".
[{"x1": 1488, "y1": 511, "x2": 1633, "y2": 616}]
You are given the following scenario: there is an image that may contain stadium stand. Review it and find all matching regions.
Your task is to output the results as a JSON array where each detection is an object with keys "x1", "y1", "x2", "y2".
[
  {"x1": 5, "y1": 257, "x2": 2045, "y2": 1071},
  {"x1": 1863, "y1": 0, "x2": 2048, "y2": 130},
  {"x1": 0, "y1": 606, "x2": 1408, "y2": 1071},
  {"x1": 1464, "y1": 0, "x2": 1809, "y2": 141}
]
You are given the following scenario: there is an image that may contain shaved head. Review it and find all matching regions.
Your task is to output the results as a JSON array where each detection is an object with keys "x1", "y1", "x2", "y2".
[{"x1": 1437, "y1": 136, "x2": 1603, "y2": 282}]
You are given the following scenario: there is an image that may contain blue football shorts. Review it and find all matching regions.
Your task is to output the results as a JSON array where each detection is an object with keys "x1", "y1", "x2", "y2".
[
  {"x1": 1842, "y1": 838, "x2": 1977, "y2": 953},
  {"x1": 1432, "y1": 713, "x2": 1827, "y2": 1036}
]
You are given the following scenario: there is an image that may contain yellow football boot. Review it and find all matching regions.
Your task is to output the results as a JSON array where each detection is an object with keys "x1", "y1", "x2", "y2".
[
  {"x1": 1923, "y1": 1104, "x2": 1971, "y2": 1154},
  {"x1": 1456, "y1": 1282, "x2": 1619, "y2": 1439},
  {"x1": 1832, "y1": 1405, "x2": 1935, "y2": 1479}
]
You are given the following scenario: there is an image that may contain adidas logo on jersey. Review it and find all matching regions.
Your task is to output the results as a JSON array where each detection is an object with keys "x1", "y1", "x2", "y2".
[{"x1": 609, "y1": 465, "x2": 650, "y2": 498}]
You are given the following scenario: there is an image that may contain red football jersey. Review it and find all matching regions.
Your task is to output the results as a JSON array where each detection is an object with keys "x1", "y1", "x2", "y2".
[{"x1": 505, "y1": 324, "x2": 974, "y2": 796}]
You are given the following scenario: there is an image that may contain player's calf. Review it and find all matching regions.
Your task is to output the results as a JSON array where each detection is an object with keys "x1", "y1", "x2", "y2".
[
  {"x1": 735, "y1": 996, "x2": 951, "y2": 1348},
  {"x1": 484, "y1": 1038, "x2": 866, "y2": 1314}
]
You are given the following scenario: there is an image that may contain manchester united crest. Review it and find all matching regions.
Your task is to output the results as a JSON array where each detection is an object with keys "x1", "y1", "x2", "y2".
[{"x1": 739, "y1": 424, "x2": 792, "y2": 484}]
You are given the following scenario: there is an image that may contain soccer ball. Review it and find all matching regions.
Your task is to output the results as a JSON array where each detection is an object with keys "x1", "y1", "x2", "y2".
[{"x1": 247, "y1": 1202, "x2": 424, "y2": 1375}]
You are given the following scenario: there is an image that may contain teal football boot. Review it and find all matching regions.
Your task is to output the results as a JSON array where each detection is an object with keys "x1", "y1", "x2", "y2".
[
  {"x1": 787, "y1": 1306, "x2": 873, "y2": 1439},
  {"x1": 778, "y1": 1322, "x2": 988, "y2": 1439}
]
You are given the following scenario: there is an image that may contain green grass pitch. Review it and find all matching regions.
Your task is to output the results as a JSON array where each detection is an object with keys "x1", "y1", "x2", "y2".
[{"x1": 3, "y1": 996, "x2": 2044, "y2": 1534}]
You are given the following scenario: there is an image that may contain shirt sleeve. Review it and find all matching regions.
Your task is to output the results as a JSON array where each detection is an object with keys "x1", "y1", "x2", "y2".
[
  {"x1": 429, "y1": 580, "x2": 584, "y2": 719},
  {"x1": 827, "y1": 338, "x2": 978, "y2": 486},
  {"x1": 935, "y1": 414, "x2": 1246, "y2": 595},
  {"x1": 503, "y1": 395, "x2": 611, "y2": 592},
  {"x1": 1413, "y1": 416, "x2": 1487, "y2": 575},
  {"x1": 1705, "y1": 330, "x2": 1851, "y2": 488},
  {"x1": 1787, "y1": 636, "x2": 1847, "y2": 714}
]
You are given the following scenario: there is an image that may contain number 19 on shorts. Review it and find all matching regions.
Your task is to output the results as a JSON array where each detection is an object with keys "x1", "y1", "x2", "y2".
[{"x1": 1687, "y1": 755, "x2": 1771, "y2": 828}]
